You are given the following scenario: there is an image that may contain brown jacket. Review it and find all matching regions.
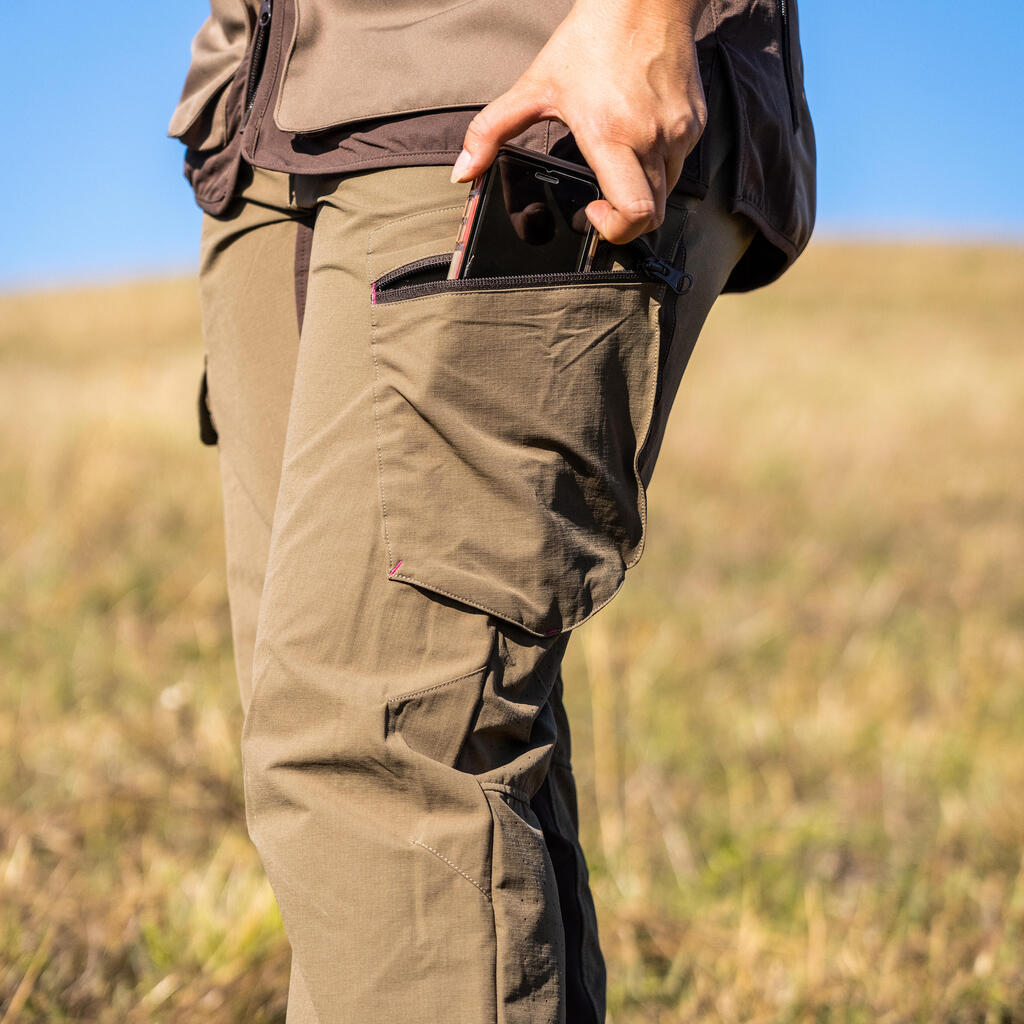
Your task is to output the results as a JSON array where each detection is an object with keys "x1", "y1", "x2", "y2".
[{"x1": 170, "y1": 0, "x2": 815, "y2": 291}]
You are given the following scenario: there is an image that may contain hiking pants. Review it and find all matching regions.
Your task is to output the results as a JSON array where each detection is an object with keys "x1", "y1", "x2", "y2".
[{"x1": 195, "y1": 94, "x2": 754, "y2": 1024}]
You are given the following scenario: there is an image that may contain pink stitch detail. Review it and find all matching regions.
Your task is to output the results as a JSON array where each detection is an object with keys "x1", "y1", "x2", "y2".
[
  {"x1": 388, "y1": 560, "x2": 403, "y2": 577},
  {"x1": 370, "y1": 282, "x2": 378, "y2": 305},
  {"x1": 545, "y1": 628, "x2": 560, "y2": 636}
]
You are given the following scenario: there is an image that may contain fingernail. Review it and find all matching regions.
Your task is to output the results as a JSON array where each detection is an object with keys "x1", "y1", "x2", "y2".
[{"x1": 450, "y1": 149, "x2": 472, "y2": 183}]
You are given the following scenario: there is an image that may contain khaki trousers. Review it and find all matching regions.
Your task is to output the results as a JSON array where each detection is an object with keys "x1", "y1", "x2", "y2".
[{"x1": 197, "y1": 98, "x2": 754, "y2": 1024}]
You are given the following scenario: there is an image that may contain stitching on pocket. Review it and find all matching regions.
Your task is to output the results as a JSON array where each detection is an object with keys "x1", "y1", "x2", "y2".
[
  {"x1": 387, "y1": 570, "x2": 557, "y2": 637},
  {"x1": 367, "y1": 204, "x2": 464, "y2": 267},
  {"x1": 386, "y1": 662, "x2": 489, "y2": 706},
  {"x1": 368, "y1": 254, "x2": 396, "y2": 577},
  {"x1": 410, "y1": 838, "x2": 492, "y2": 901}
]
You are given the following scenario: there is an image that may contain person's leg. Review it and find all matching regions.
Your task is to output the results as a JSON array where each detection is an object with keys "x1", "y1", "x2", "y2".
[
  {"x1": 199, "y1": 159, "x2": 608, "y2": 1018},
  {"x1": 241, "y1": 163, "x2": 580, "y2": 1024},
  {"x1": 197, "y1": 160, "x2": 601, "y2": 1021}
]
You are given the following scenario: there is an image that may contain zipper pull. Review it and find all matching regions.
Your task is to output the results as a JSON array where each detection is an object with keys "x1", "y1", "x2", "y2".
[
  {"x1": 629, "y1": 235, "x2": 693, "y2": 294},
  {"x1": 640, "y1": 256, "x2": 692, "y2": 295},
  {"x1": 258, "y1": 0, "x2": 272, "y2": 25}
]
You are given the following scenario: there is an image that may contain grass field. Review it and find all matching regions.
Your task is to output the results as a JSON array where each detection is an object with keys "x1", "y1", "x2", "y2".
[{"x1": 1, "y1": 243, "x2": 1023, "y2": 1022}]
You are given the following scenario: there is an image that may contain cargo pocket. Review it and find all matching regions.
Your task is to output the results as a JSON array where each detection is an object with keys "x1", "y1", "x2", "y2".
[{"x1": 367, "y1": 215, "x2": 690, "y2": 639}]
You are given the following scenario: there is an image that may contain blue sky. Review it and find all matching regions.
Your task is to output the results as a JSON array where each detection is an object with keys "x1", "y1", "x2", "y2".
[{"x1": 1, "y1": 1, "x2": 1022, "y2": 289}]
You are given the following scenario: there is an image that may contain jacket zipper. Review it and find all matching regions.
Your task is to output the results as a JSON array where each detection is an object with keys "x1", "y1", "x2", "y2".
[
  {"x1": 778, "y1": 0, "x2": 801, "y2": 130},
  {"x1": 372, "y1": 241, "x2": 693, "y2": 305},
  {"x1": 242, "y1": 0, "x2": 273, "y2": 129}
]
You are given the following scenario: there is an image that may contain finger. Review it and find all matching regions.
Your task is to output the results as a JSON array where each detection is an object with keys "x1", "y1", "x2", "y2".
[
  {"x1": 641, "y1": 153, "x2": 668, "y2": 233},
  {"x1": 452, "y1": 86, "x2": 548, "y2": 182},
  {"x1": 577, "y1": 138, "x2": 660, "y2": 244},
  {"x1": 664, "y1": 147, "x2": 686, "y2": 197},
  {"x1": 665, "y1": 94, "x2": 708, "y2": 192}
]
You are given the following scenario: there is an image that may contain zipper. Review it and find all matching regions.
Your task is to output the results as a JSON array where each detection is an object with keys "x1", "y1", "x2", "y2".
[
  {"x1": 242, "y1": 0, "x2": 273, "y2": 129},
  {"x1": 373, "y1": 254, "x2": 456, "y2": 294},
  {"x1": 372, "y1": 241, "x2": 693, "y2": 305},
  {"x1": 631, "y1": 235, "x2": 694, "y2": 294},
  {"x1": 778, "y1": 0, "x2": 801, "y2": 130}
]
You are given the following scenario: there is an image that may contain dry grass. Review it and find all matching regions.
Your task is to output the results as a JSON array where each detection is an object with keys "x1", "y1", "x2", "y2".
[{"x1": 1, "y1": 243, "x2": 1023, "y2": 1022}]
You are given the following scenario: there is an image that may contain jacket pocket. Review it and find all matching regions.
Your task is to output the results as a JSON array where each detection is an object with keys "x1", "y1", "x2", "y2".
[
  {"x1": 368, "y1": 250, "x2": 673, "y2": 638},
  {"x1": 177, "y1": 11, "x2": 256, "y2": 215}
]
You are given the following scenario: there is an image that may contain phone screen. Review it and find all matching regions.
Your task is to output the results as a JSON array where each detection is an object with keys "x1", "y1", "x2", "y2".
[{"x1": 457, "y1": 151, "x2": 600, "y2": 279}]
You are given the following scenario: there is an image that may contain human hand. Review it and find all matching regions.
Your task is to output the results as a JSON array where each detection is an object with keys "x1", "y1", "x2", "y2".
[{"x1": 450, "y1": 0, "x2": 710, "y2": 244}]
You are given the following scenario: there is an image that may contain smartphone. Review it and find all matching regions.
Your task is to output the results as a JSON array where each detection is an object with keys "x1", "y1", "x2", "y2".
[{"x1": 448, "y1": 144, "x2": 601, "y2": 281}]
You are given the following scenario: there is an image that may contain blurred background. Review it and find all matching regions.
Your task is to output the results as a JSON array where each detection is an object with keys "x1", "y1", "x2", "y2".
[{"x1": 1, "y1": 2, "x2": 1023, "y2": 1022}]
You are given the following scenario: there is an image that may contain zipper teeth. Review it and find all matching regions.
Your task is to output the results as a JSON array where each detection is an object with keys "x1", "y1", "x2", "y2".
[
  {"x1": 372, "y1": 233, "x2": 689, "y2": 304},
  {"x1": 375, "y1": 268, "x2": 643, "y2": 305},
  {"x1": 777, "y1": 0, "x2": 800, "y2": 130},
  {"x1": 373, "y1": 253, "x2": 453, "y2": 290},
  {"x1": 376, "y1": 234, "x2": 669, "y2": 292},
  {"x1": 245, "y1": 2, "x2": 272, "y2": 113},
  {"x1": 446, "y1": 270, "x2": 641, "y2": 288}
]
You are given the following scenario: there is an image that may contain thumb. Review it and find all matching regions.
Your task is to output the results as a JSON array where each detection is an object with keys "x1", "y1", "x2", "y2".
[{"x1": 452, "y1": 85, "x2": 549, "y2": 183}]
